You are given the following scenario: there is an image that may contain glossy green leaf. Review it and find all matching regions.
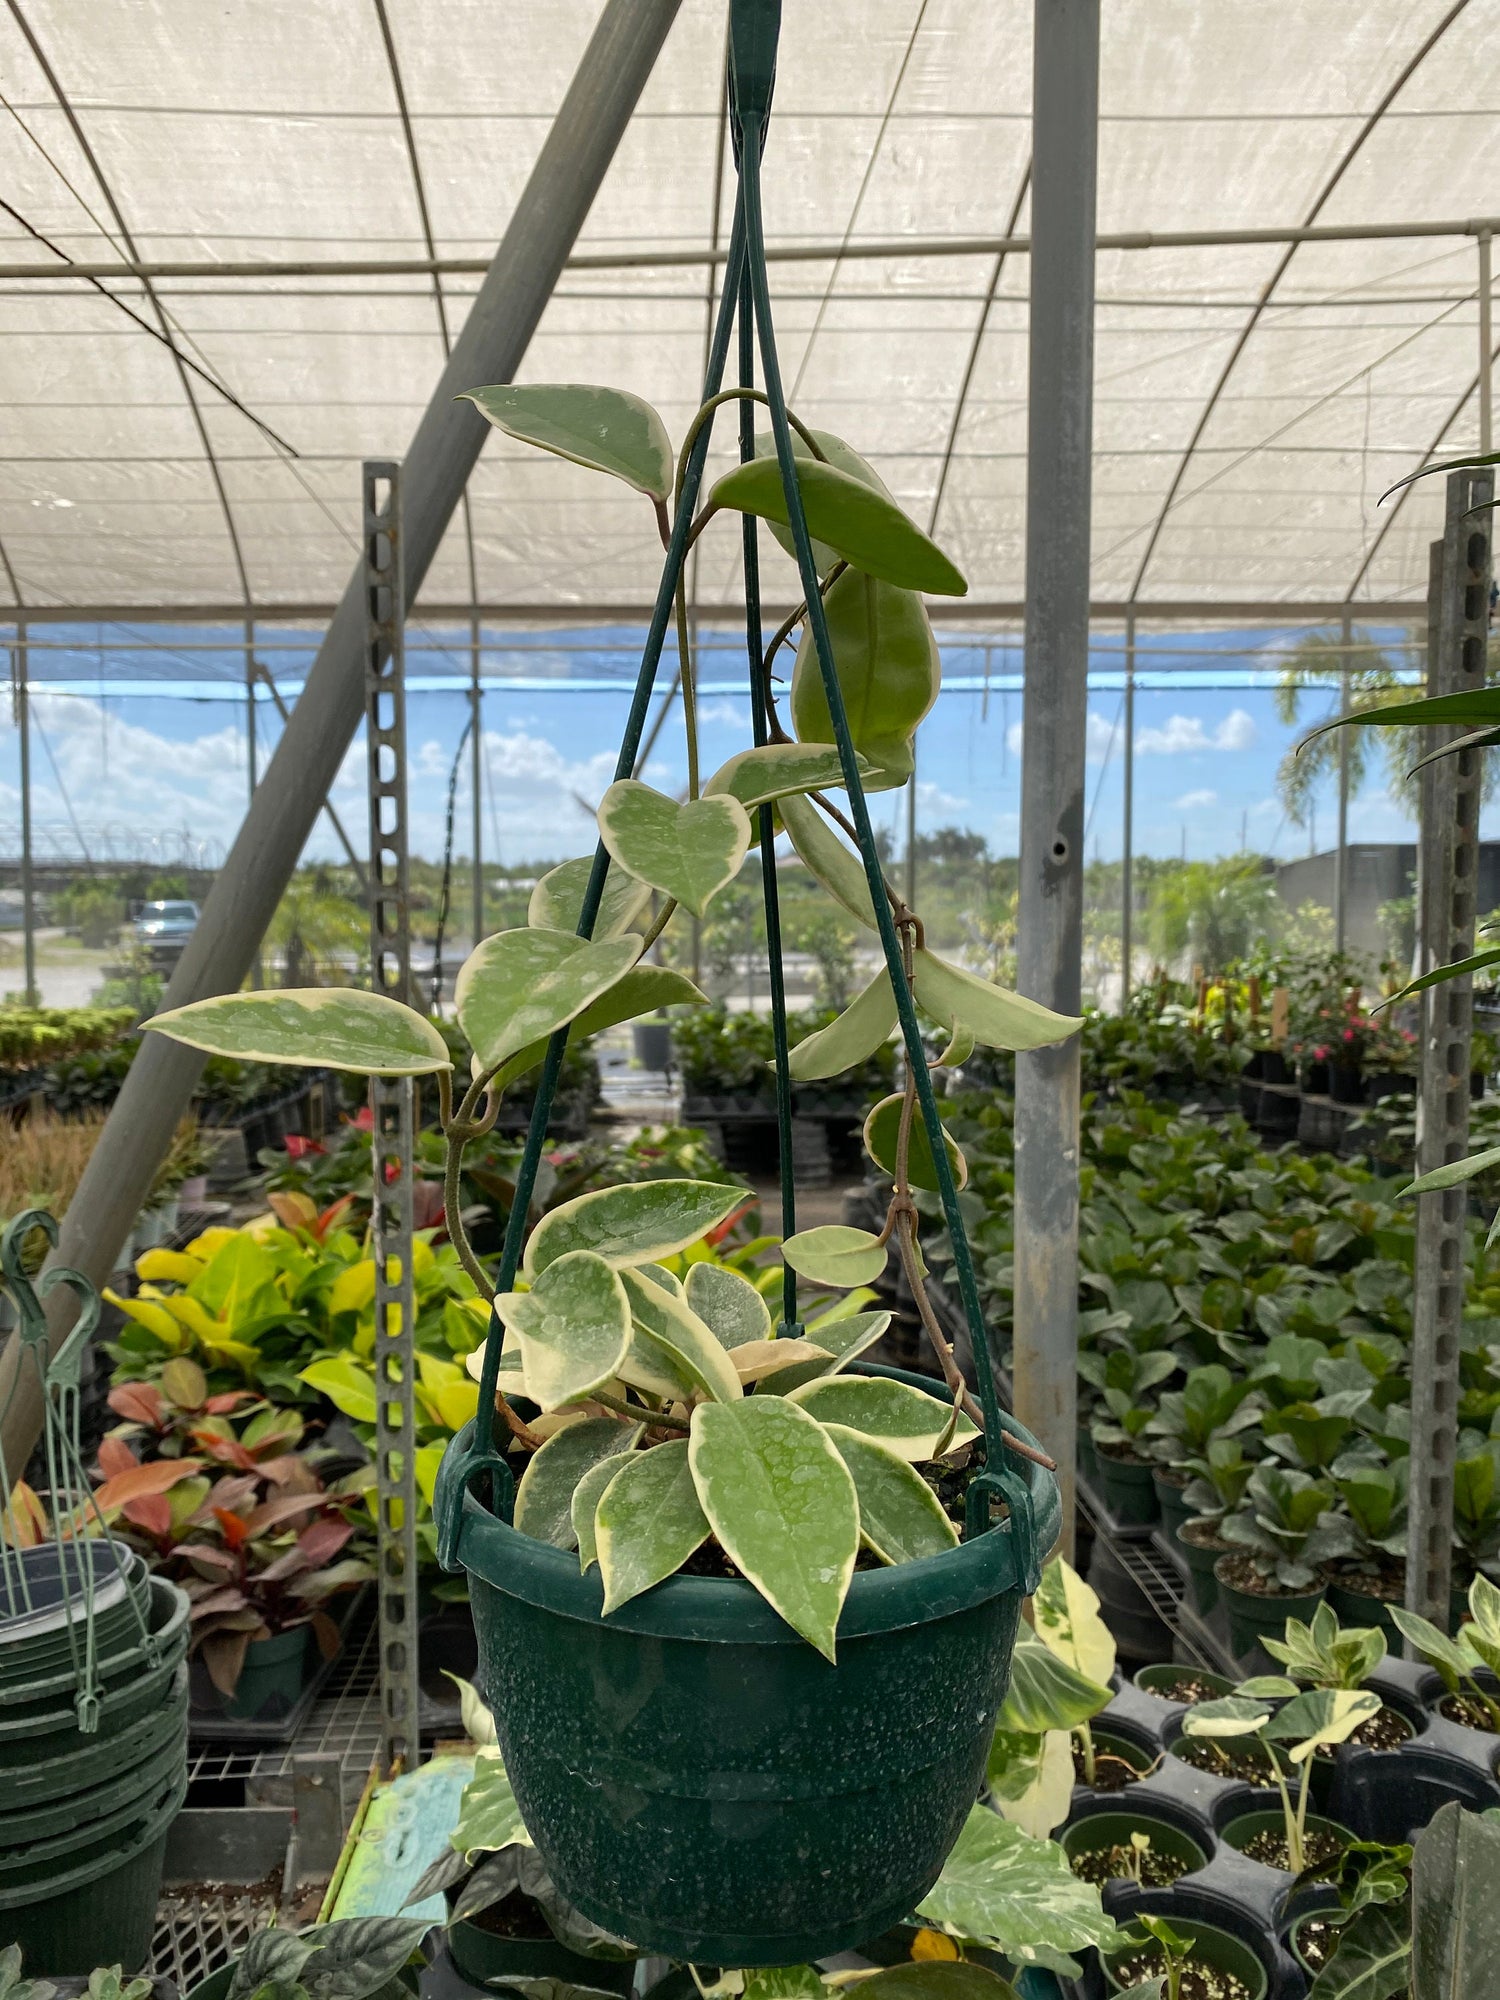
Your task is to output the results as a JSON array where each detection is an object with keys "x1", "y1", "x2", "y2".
[
  {"x1": 1400, "y1": 1145, "x2": 1500, "y2": 1198},
  {"x1": 787, "y1": 971, "x2": 897, "y2": 1081},
  {"x1": 986, "y1": 1726, "x2": 1075, "y2": 1840},
  {"x1": 456, "y1": 927, "x2": 642, "y2": 1073},
  {"x1": 1305, "y1": 1900, "x2": 1410, "y2": 2000},
  {"x1": 781, "y1": 1223, "x2": 888, "y2": 1288},
  {"x1": 707, "y1": 456, "x2": 967, "y2": 597},
  {"x1": 1308, "y1": 686, "x2": 1500, "y2": 739},
  {"x1": 912, "y1": 950, "x2": 1083, "y2": 1054},
  {"x1": 791, "y1": 570, "x2": 940, "y2": 790},
  {"x1": 788, "y1": 1374, "x2": 978, "y2": 1462},
  {"x1": 684, "y1": 1260, "x2": 772, "y2": 1348},
  {"x1": 863, "y1": 1093, "x2": 968, "y2": 1193},
  {"x1": 741, "y1": 1971, "x2": 828, "y2": 2000},
  {"x1": 916, "y1": 1805, "x2": 1118, "y2": 1964},
  {"x1": 298, "y1": 1354, "x2": 378, "y2": 1425},
  {"x1": 527, "y1": 855, "x2": 653, "y2": 939},
  {"x1": 996, "y1": 1635, "x2": 1112, "y2": 1733},
  {"x1": 495, "y1": 1252, "x2": 631, "y2": 1412},
  {"x1": 1412, "y1": 1799, "x2": 1500, "y2": 1999},
  {"x1": 526, "y1": 1179, "x2": 746, "y2": 1278},
  {"x1": 757, "y1": 425, "x2": 893, "y2": 573},
  {"x1": 779, "y1": 793, "x2": 879, "y2": 930},
  {"x1": 620, "y1": 1269, "x2": 743, "y2": 1403},
  {"x1": 1032, "y1": 1556, "x2": 1116, "y2": 1687},
  {"x1": 297, "y1": 1916, "x2": 433, "y2": 2000},
  {"x1": 857, "y1": 1967, "x2": 1019, "y2": 2000},
  {"x1": 228, "y1": 1931, "x2": 316, "y2": 2000},
  {"x1": 513, "y1": 1414, "x2": 642, "y2": 1549},
  {"x1": 460, "y1": 383, "x2": 674, "y2": 501},
  {"x1": 689, "y1": 1395, "x2": 859, "y2": 1660},
  {"x1": 596, "y1": 1439, "x2": 711, "y2": 1612},
  {"x1": 597, "y1": 781, "x2": 751, "y2": 919},
  {"x1": 149, "y1": 989, "x2": 451, "y2": 1076},
  {"x1": 704, "y1": 742, "x2": 871, "y2": 812},
  {"x1": 491, "y1": 964, "x2": 707, "y2": 1091},
  {"x1": 451, "y1": 1745, "x2": 532, "y2": 1858},
  {"x1": 823, "y1": 1422, "x2": 958, "y2": 1565}
]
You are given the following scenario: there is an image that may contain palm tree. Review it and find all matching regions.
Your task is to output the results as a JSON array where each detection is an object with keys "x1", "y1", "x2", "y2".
[{"x1": 267, "y1": 872, "x2": 368, "y2": 986}]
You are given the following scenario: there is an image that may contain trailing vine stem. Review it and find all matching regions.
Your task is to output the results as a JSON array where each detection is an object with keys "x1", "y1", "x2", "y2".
[
  {"x1": 437, "y1": 1064, "x2": 500, "y2": 1304},
  {"x1": 759, "y1": 559, "x2": 848, "y2": 736}
]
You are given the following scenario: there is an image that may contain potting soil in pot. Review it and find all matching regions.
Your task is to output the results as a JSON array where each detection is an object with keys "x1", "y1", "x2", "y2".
[
  {"x1": 1068, "y1": 1838, "x2": 1192, "y2": 1888},
  {"x1": 1072, "y1": 1735, "x2": 1152, "y2": 1791},
  {"x1": 1135, "y1": 1667, "x2": 1229, "y2": 1706},
  {"x1": 1170, "y1": 1737, "x2": 1279, "y2": 1789},
  {"x1": 1437, "y1": 1692, "x2": 1500, "y2": 1732},
  {"x1": 1107, "y1": 1943, "x2": 1253, "y2": 2000},
  {"x1": 1237, "y1": 1823, "x2": 1345, "y2": 1871}
]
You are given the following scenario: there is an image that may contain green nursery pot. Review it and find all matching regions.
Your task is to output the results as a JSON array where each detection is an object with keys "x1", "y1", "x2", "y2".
[
  {"x1": 437, "y1": 1368, "x2": 1059, "y2": 1967},
  {"x1": 1151, "y1": 1468, "x2": 1195, "y2": 1544},
  {"x1": 1176, "y1": 1519, "x2": 1227, "y2": 1617},
  {"x1": 1212, "y1": 1559, "x2": 1325, "y2": 1659},
  {"x1": 1092, "y1": 1448, "x2": 1159, "y2": 1527},
  {"x1": 191, "y1": 1620, "x2": 311, "y2": 1720},
  {"x1": 449, "y1": 1921, "x2": 636, "y2": 1994},
  {"x1": 1101, "y1": 1914, "x2": 1269, "y2": 1999}
]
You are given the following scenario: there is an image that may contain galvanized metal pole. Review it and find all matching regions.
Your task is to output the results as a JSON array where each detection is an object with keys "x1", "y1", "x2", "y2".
[
  {"x1": 364, "y1": 462, "x2": 420, "y2": 1770},
  {"x1": 470, "y1": 613, "x2": 484, "y2": 949},
  {"x1": 1407, "y1": 470, "x2": 1492, "y2": 1636},
  {"x1": 1013, "y1": 0, "x2": 1100, "y2": 1556},
  {"x1": 10, "y1": 627, "x2": 37, "y2": 1008},
  {"x1": 0, "y1": 0, "x2": 683, "y2": 1478},
  {"x1": 1334, "y1": 610, "x2": 1351, "y2": 955},
  {"x1": 1121, "y1": 614, "x2": 1134, "y2": 1009}
]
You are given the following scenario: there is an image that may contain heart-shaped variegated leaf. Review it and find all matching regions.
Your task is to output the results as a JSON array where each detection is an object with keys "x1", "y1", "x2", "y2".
[
  {"x1": 912, "y1": 950, "x2": 1082, "y2": 1054},
  {"x1": 863, "y1": 1094, "x2": 968, "y2": 1194},
  {"x1": 512, "y1": 1414, "x2": 642, "y2": 1549},
  {"x1": 824, "y1": 1423, "x2": 959, "y2": 1565},
  {"x1": 457, "y1": 927, "x2": 641, "y2": 1073},
  {"x1": 525, "y1": 1179, "x2": 745, "y2": 1279},
  {"x1": 571, "y1": 1452, "x2": 629, "y2": 1572},
  {"x1": 148, "y1": 990, "x2": 451, "y2": 1075},
  {"x1": 598, "y1": 782, "x2": 751, "y2": 919},
  {"x1": 527, "y1": 855, "x2": 653, "y2": 939},
  {"x1": 689, "y1": 1396, "x2": 859, "y2": 1660},
  {"x1": 787, "y1": 971, "x2": 897, "y2": 1081},
  {"x1": 707, "y1": 457, "x2": 967, "y2": 597},
  {"x1": 779, "y1": 794, "x2": 879, "y2": 930},
  {"x1": 494, "y1": 1252, "x2": 631, "y2": 1412},
  {"x1": 791, "y1": 571, "x2": 940, "y2": 792},
  {"x1": 758, "y1": 1310, "x2": 892, "y2": 1393},
  {"x1": 728, "y1": 1338, "x2": 837, "y2": 1385},
  {"x1": 703, "y1": 743, "x2": 870, "y2": 813},
  {"x1": 684, "y1": 1261, "x2": 771, "y2": 1349},
  {"x1": 460, "y1": 383, "x2": 674, "y2": 502},
  {"x1": 788, "y1": 1375, "x2": 978, "y2": 1462},
  {"x1": 782, "y1": 1224, "x2": 889, "y2": 1288},
  {"x1": 596, "y1": 1440, "x2": 711, "y2": 1613},
  {"x1": 490, "y1": 965, "x2": 706, "y2": 1091},
  {"x1": 621, "y1": 1270, "x2": 742, "y2": 1403}
]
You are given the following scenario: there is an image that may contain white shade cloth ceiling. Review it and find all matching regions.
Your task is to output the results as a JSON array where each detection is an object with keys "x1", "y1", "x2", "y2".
[{"x1": 1, "y1": 0, "x2": 1497, "y2": 633}]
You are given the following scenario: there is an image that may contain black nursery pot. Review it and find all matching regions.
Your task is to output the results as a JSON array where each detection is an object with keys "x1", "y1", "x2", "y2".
[
  {"x1": 1260, "y1": 1050, "x2": 1291, "y2": 1086},
  {"x1": 1177, "y1": 1518, "x2": 1229, "y2": 1618},
  {"x1": 448, "y1": 1918, "x2": 636, "y2": 1994},
  {"x1": 1099, "y1": 1915, "x2": 1270, "y2": 2000},
  {"x1": 1212, "y1": 1556, "x2": 1324, "y2": 1660},
  {"x1": 1329, "y1": 1062, "x2": 1365, "y2": 1105},
  {"x1": 1152, "y1": 1467, "x2": 1195, "y2": 1544},
  {"x1": 1302, "y1": 1060, "x2": 1330, "y2": 1095}
]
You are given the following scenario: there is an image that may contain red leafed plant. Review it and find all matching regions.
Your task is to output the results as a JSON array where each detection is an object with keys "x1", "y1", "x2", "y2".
[
  {"x1": 106, "y1": 1354, "x2": 305, "y2": 1466},
  {"x1": 98, "y1": 1414, "x2": 373, "y2": 1697}
]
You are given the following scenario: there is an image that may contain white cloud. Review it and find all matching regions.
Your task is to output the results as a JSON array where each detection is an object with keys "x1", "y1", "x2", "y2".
[
  {"x1": 1174, "y1": 789, "x2": 1217, "y2": 810},
  {"x1": 1006, "y1": 710, "x2": 1132, "y2": 766},
  {"x1": 1136, "y1": 708, "x2": 1257, "y2": 756}
]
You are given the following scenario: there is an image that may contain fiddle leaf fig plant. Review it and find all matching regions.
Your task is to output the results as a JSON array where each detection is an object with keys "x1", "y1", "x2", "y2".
[{"x1": 148, "y1": 380, "x2": 1081, "y2": 1657}]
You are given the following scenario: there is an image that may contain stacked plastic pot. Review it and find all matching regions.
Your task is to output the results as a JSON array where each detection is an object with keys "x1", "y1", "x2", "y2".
[{"x1": 0, "y1": 1538, "x2": 190, "y2": 1972}]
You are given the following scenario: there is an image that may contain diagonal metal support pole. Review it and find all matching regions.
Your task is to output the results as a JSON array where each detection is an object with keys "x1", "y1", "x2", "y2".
[
  {"x1": 0, "y1": 0, "x2": 684, "y2": 1478},
  {"x1": 364, "y1": 463, "x2": 420, "y2": 1769},
  {"x1": 1406, "y1": 469, "x2": 1492, "y2": 1634}
]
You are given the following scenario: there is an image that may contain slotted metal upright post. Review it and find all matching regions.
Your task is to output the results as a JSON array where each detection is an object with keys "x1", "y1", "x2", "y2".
[
  {"x1": 364, "y1": 460, "x2": 420, "y2": 1768},
  {"x1": 1407, "y1": 468, "x2": 1492, "y2": 1633}
]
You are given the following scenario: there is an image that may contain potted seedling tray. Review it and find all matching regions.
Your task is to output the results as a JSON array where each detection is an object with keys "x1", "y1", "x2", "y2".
[
  {"x1": 1326, "y1": 1653, "x2": 1500, "y2": 1843},
  {"x1": 186, "y1": 1584, "x2": 368, "y2": 1747}
]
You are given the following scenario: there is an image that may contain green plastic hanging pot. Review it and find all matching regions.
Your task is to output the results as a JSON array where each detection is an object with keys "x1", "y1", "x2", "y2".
[
  {"x1": 0, "y1": 1548, "x2": 154, "y2": 1686},
  {"x1": 3, "y1": 1663, "x2": 187, "y2": 1808},
  {"x1": 0, "y1": 1574, "x2": 188, "y2": 1722},
  {"x1": 439, "y1": 1367, "x2": 1059, "y2": 1967},
  {"x1": 0, "y1": 1711, "x2": 185, "y2": 1848},
  {"x1": 0, "y1": 1770, "x2": 186, "y2": 1974},
  {"x1": 0, "y1": 1610, "x2": 187, "y2": 1765}
]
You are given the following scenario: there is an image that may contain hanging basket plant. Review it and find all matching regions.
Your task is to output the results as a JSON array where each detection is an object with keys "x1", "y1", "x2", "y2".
[{"x1": 145, "y1": 0, "x2": 1074, "y2": 1965}]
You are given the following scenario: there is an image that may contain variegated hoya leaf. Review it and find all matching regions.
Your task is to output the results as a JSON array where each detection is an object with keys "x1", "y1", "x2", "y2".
[
  {"x1": 148, "y1": 989, "x2": 450, "y2": 1076},
  {"x1": 788, "y1": 1374, "x2": 978, "y2": 1462},
  {"x1": 596, "y1": 1440, "x2": 711, "y2": 1613},
  {"x1": 456, "y1": 927, "x2": 642, "y2": 1073},
  {"x1": 494, "y1": 1252, "x2": 631, "y2": 1412},
  {"x1": 513, "y1": 1414, "x2": 642, "y2": 1549},
  {"x1": 597, "y1": 781, "x2": 751, "y2": 919},
  {"x1": 525, "y1": 1180, "x2": 746, "y2": 1279}
]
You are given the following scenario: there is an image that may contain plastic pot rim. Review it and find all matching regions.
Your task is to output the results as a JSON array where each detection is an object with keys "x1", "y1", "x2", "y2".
[{"x1": 0, "y1": 1768, "x2": 187, "y2": 1907}]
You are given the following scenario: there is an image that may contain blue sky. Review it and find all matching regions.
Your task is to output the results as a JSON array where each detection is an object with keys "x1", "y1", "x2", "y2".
[{"x1": 0, "y1": 622, "x2": 1444, "y2": 875}]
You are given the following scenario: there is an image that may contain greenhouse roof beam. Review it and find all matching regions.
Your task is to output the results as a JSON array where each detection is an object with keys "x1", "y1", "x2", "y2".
[{"x1": 7, "y1": 215, "x2": 1500, "y2": 285}]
